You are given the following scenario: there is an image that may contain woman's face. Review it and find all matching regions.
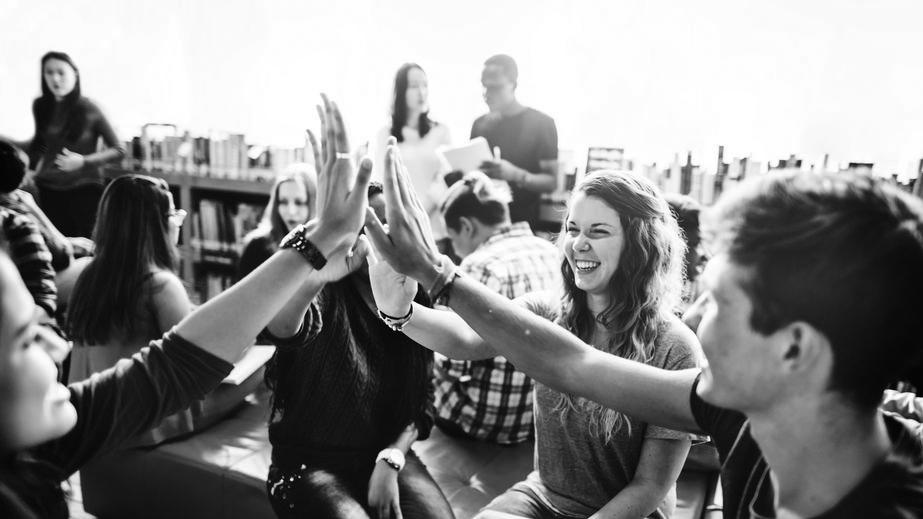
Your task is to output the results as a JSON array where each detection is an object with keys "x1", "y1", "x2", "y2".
[
  {"x1": 277, "y1": 179, "x2": 310, "y2": 232},
  {"x1": 405, "y1": 67, "x2": 429, "y2": 114},
  {"x1": 43, "y1": 58, "x2": 77, "y2": 99},
  {"x1": 561, "y1": 192, "x2": 626, "y2": 296},
  {"x1": 0, "y1": 255, "x2": 76, "y2": 451}
]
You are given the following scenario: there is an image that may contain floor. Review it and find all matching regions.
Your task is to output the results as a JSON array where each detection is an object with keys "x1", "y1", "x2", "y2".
[{"x1": 66, "y1": 473, "x2": 96, "y2": 519}]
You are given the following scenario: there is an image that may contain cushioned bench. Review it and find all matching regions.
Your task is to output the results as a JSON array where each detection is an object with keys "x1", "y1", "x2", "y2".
[{"x1": 82, "y1": 386, "x2": 718, "y2": 518}]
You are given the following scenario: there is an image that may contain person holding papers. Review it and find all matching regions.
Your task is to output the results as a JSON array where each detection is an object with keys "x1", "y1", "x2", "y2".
[{"x1": 471, "y1": 54, "x2": 558, "y2": 228}]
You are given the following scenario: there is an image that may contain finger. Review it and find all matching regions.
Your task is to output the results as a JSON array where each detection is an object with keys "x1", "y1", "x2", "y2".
[
  {"x1": 381, "y1": 146, "x2": 406, "y2": 217},
  {"x1": 330, "y1": 99, "x2": 350, "y2": 153},
  {"x1": 306, "y1": 129, "x2": 322, "y2": 176},
  {"x1": 352, "y1": 156, "x2": 373, "y2": 199},
  {"x1": 352, "y1": 234, "x2": 371, "y2": 261},
  {"x1": 394, "y1": 149, "x2": 417, "y2": 211},
  {"x1": 493, "y1": 146, "x2": 501, "y2": 160},
  {"x1": 392, "y1": 501, "x2": 403, "y2": 519},
  {"x1": 363, "y1": 233, "x2": 381, "y2": 265},
  {"x1": 316, "y1": 102, "x2": 330, "y2": 166},
  {"x1": 321, "y1": 93, "x2": 337, "y2": 157}
]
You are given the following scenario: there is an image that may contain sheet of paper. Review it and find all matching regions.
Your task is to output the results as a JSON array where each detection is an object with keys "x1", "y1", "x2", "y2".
[{"x1": 438, "y1": 137, "x2": 493, "y2": 173}]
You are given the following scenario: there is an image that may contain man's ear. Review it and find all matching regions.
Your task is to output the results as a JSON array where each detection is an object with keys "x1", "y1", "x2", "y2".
[
  {"x1": 778, "y1": 321, "x2": 829, "y2": 379},
  {"x1": 458, "y1": 216, "x2": 475, "y2": 237}
]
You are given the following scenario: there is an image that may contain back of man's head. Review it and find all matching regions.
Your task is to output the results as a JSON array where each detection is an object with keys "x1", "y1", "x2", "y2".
[
  {"x1": 705, "y1": 172, "x2": 923, "y2": 409},
  {"x1": 483, "y1": 54, "x2": 518, "y2": 84},
  {"x1": 440, "y1": 171, "x2": 511, "y2": 232},
  {"x1": 0, "y1": 141, "x2": 27, "y2": 194}
]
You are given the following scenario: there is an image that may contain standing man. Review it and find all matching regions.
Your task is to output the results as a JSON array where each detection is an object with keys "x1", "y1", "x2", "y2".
[
  {"x1": 434, "y1": 172, "x2": 561, "y2": 444},
  {"x1": 472, "y1": 54, "x2": 558, "y2": 228}
]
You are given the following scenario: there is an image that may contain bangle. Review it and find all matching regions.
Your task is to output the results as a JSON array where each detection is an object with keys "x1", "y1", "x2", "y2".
[
  {"x1": 426, "y1": 255, "x2": 461, "y2": 306},
  {"x1": 378, "y1": 306, "x2": 413, "y2": 332},
  {"x1": 279, "y1": 223, "x2": 328, "y2": 270}
]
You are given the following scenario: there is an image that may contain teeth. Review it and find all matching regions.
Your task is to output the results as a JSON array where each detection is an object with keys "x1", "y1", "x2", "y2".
[{"x1": 575, "y1": 260, "x2": 600, "y2": 271}]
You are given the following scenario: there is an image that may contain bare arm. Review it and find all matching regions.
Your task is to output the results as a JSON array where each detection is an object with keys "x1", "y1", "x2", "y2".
[
  {"x1": 590, "y1": 437, "x2": 691, "y2": 519},
  {"x1": 402, "y1": 303, "x2": 495, "y2": 360}
]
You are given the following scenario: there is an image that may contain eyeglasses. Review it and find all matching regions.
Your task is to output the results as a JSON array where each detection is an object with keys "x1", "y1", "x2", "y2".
[{"x1": 168, "y1": 208, "x2": 187, "y2": 225}]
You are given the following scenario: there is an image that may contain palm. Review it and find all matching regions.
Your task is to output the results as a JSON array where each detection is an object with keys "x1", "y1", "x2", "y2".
[{"x1": 369, "y1": 254, "x2": 417, "y2": 315}]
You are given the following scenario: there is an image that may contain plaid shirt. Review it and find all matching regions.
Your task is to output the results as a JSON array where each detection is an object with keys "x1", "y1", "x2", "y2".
[{"x1": 435, "y1": 222, "x2": 561, "y2": 444}]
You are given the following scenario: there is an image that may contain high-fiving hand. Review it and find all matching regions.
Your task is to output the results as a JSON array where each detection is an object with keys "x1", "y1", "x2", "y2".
[
  {"x1": 303, "y1": 94, "x2": 373, "y2": 261},
  {"x1": 363, "y1": 139, "x2": 442, "y2": 291}
]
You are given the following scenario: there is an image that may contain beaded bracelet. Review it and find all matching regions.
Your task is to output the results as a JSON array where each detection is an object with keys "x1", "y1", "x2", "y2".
[{"x1": 378, "y1": 306, "x2": 413, "y2": 332}]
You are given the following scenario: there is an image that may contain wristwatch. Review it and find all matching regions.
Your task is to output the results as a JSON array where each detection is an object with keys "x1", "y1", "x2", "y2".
[
  {"x1": 279, "y1": 223, "x2": 328, "y2": 270},
  {"x1": 375, "y1": 448, "x2": 406, "y2": 472}
]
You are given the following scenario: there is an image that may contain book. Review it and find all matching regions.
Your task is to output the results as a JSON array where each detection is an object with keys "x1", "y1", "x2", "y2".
[
  {"x1": 438, "y1": 137, "x2": 493, "y2": 173},
  {"x1": 222, "y1": 345, "x2": 276, "y2": 385}
]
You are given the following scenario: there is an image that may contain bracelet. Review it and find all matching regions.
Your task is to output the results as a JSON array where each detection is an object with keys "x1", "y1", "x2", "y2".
[
  {"x1": 426, "y1": 255, "x2": 461, "y2": 306},
  {"x1": 279, "y1": 223, "x2": 328, "y2": 270},
  {"x1": 378, "y1": 306, "x2": 413, "y2": 332}
]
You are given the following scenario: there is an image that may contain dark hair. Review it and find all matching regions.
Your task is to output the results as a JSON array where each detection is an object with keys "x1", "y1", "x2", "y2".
[
  {"x1": 32, "y1": 52, "x2": 85, "y2": 160},
  {"x1": 389, "y1": 63, "x2": 433, "y2": 143},
  {"x1": 484, "y1": 54, "x2": 519, "y2": 84},
  {"x1": 704, "y1": 172, "x2": 923, "y2": 409},
  {"x1": 0, "y1": 141, "x2": 27, "y2": 193},
  {"x1": 67, "y1": 175, "x2": 179, "y2": 344},
  {"x1": 665, "y1": 193, "x2": 703, "y2": 280},
  {"x1": 556, "y1": 171, "x2": 685, "y2": 438},
  {"x1": 440, "y1": 172, "x2": 510, "y2": 231}
]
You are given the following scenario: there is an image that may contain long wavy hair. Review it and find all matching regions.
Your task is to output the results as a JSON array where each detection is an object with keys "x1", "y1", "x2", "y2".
[
  {"x1": 67, "y1": 175, "x2": 179, "y2": 344},
  {"x1": 555, "y1": 171, "x2": 685, "y2": 440},
  {"x1": 389, "y1": 63, "x2": 434, "y2": 143},
  {"x1": 247, "y1": 165, "x2": 317, "y2": 245},
  {"x1": 30, "y1": 52, "x2": 85, "y2": 165}
]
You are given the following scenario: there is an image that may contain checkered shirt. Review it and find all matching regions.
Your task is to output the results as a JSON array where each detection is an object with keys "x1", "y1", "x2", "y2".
[{"x1": 434, "y1": 222, "x2": 561, "y2": 444}]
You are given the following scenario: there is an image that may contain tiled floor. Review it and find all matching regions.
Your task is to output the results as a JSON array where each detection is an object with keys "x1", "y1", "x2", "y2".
[{"x1": 66, "y1": 473, "x2": 96, "y2": 519}]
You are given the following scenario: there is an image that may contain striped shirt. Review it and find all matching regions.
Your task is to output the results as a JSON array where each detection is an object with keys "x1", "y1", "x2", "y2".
[
  {"x1": 0, "y1": 208, "x2": 57, "y2": 315},
  {"x1": 435, "y1": 222, "x2": 561, "y2": 444}
]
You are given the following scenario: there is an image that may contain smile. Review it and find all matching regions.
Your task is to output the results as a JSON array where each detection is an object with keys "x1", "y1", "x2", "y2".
[{"x1": 574, "y1": 260, "x2": 601, "y2": 272}]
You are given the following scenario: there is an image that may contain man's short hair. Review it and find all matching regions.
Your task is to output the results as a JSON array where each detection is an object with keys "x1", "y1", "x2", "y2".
[
  {"x1": 440, "y1": 171, "x2": 510, "y2": 231},
  {"x1": 0, "y1": 140, "x2": 27, "y2": 194},
  {"x1": 483, "y1": 54, "x2": 518, "y2": 84},
  {"x1": 705, "y1": 173, "x2": 923, "y2": 409}
]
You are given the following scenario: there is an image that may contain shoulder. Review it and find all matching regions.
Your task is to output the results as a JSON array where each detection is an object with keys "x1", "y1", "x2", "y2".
[
  {"x1": 146, "y1": 270, "x2": 186, "y2": 297},
  {"x1": 471, "y1": 113, "x2": 491, "y2": 132},
  {"x1": 524, "y1": 107, "x2": 556, "y2": 126},
  {"x1": 651, "y1": 315, "x2": 702, "y2": 369},
  {"x1": 75, "y1": 96, "x2": 102, "y2": 114},
  {"x1": 427, "y1": 121, "x2": 451, "y2": 141}
]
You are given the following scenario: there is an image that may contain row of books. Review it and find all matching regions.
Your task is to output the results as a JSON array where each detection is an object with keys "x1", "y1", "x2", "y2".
[
  {"x1": 189, "y1": 199, "x2": 264, "y2": 265},
  {"x1": 121, "y1": 125, "x2": 309, "y2": 181}
]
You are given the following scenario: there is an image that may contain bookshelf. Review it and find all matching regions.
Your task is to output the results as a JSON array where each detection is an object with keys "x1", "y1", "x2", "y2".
[{"x1": 102, "y1": 167, "x2": 272, "y2": 303}]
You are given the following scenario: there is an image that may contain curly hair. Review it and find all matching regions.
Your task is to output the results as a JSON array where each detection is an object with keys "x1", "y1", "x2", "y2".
[{"x1": 554, "y1": 170, "x2": 685, "y2": 440}]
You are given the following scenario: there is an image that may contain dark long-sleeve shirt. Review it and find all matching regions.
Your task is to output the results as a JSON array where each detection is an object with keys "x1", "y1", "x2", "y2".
[
  {"x1": 266, "y1": 279, "x2": 435, "y2": 465},
  {"x1": 0, "y1": 332, "x2": 233, "y2": 519},
  {"x1": 29, "y1": 97, "x2": 125, "y2": 191}
]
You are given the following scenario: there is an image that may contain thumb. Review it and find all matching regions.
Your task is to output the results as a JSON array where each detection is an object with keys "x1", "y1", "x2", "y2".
[
  {"x1": 352, "y1": 234, "x2": 371, "y2": 263},
  {"x1": 392, "y1": 500, "x2": 403, "y2": 519},
  {"x1": 364, "y1": 234, "x2": 381, "y2": 266},
  {"x1": 493, "y1": 146, "x2": 501, "y2": 161}
]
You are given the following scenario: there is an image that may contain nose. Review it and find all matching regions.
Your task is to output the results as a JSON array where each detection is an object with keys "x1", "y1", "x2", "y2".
[{"x1": 571, "y1": 233, "x2": 591, "y2": 252}]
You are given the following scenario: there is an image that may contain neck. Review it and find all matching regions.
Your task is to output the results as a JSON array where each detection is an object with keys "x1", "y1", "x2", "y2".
[
  {"x1": 405, "y1": 110, "x2": 421, "y2": 128},
  {"x1": 586, "y1": 292, "x2": 611, "y2": 319},
  {"x1": 496, "y1": 99, "x2": 524, "y2": 117},
  {"x1": 749, "y1": 395, "x2": 890, "y2": 516}
]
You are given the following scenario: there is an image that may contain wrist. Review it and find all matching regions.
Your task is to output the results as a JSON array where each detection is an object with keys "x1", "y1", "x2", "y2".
[
  {"x1": 375, "y1": 448, "x2": 405, "y2": 472},
  {"x1": 303, "y1": 223, "x2": 343, "y2": 259}
]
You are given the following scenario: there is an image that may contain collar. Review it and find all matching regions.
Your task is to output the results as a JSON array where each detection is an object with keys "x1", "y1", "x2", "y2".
[{"x1": 477, "y1": 221, "x2": 534, "y2": 251}]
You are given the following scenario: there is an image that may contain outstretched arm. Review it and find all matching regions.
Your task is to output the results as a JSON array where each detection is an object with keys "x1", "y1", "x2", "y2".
[{"x1": 365, "y1": 144, "x2": 701, "y2": 433}]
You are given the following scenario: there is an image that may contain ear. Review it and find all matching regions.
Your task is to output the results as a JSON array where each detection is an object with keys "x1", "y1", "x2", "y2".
[
  {"x1": 777, "y1": 321, "x2": 831, "y2": 382},
  {"x1": 458, "y1": 216, "x2": 475, "y2": 237}
]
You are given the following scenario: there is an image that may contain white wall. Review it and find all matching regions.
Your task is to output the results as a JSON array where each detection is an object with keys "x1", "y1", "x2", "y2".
[{"x1": 3, "y1": 0, "x2": 922, "y2": 176}]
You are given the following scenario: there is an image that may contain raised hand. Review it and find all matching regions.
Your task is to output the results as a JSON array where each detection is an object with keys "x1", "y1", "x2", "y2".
[
  {"x1": 55, "y1": 148, "x2": 85, "y2": 172},
  {"x1": 305, "y1": 94, "x2": 373, "y2": 259},
  {"x1": 363, "y1": 140, "x2": 442, "y2": 290}
]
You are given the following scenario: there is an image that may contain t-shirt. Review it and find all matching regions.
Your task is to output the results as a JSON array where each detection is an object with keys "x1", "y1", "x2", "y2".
[
  {"x1": 689, "y1": 377, "x2": 923, "y2": 518},
  {"x1": 471, "y1": 108, "x2": 557, "y2": 226},
  {"x1": 522, "y1": 293, "x2": 700, "y2": 517}
]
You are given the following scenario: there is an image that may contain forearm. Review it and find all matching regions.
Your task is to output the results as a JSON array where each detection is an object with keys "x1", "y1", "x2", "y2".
[
  {"x1": 175, "y1": 247, "x2": 320, "y2": 363},
  {"x1": 512, "y1": 168, "x2": 556, "y2": 193},
  {"x1": 446, "y1": 275, "x2": 701, "y2": 431},
  {"x1": 590, "y1": 482, "x2": 671, "y2": 519},
  {"x1": 403, "y1": 303, "x2": 495, "y2": 360},
  {"x1": 83, "y1": 145, "x2": 125, "y2": 166},
  {"x1": 266, "y1": 275, "x2": 326, "y2": 338}
]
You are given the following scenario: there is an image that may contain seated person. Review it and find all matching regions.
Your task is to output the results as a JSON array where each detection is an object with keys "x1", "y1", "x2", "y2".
[
  {"x1": 0, "y1": 94, "x2": 375, "y2": 518},
  {"x1": 237, "y1": 163, "x2": 316, "y2": 280},
  {"x1": 370, "y1": 168, "x2": 700, "y2": 518},
  {"x1": 434, "y1": 172, "x2": 560, "y2": 445},
  {"x1": 664, "y1": 193, "x2": 705, "y2": 313}
]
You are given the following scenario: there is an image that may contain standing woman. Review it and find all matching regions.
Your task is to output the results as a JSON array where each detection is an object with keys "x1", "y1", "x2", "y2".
[
  {"x1": 237, "y1": 164, "x2": 317, "y2": 280},
  {"x1": 26, "y1": 51, "x2": 125, "y2": 238},
  {"x1": 372, "y1": 63, "x2": 452, "y2": 247}
]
